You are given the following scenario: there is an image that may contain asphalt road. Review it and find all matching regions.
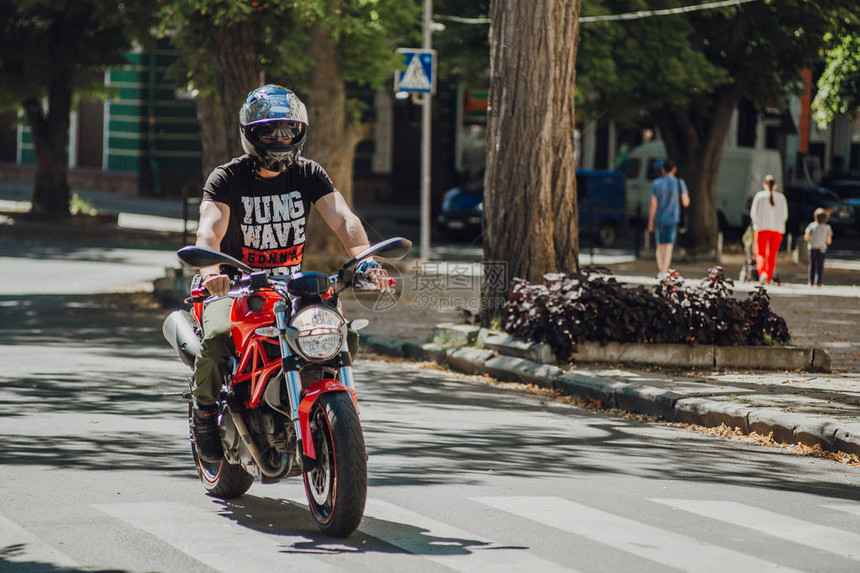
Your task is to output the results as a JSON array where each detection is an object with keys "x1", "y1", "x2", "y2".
[{"x1": 1, "y1": 258, "x2": 859, "y2": 572}]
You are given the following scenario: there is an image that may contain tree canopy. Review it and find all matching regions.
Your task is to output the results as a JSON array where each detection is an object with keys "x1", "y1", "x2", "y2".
[
  {"x1": 0, "y1": 0, "x2": 156, "y2": 215},
  {"x1": 812, "y1": 10, "x2": 860, "y2": 128},
  {"x1": 576, "y1": 0, "x2": 857, "y2": 253}
]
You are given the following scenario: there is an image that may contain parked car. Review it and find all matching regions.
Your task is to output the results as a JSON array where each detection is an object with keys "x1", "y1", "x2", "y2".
[
  {"x1": 577, "y1": 169, "x2": 625, "y2": 248},
  {"x1": 783, "y1": 185, "x2": 855, "y2": 236},
  {"x1": 436, "y1": 184, "x2": 483, "y2": 240},
  {"x1": 822, "y1": 180, "x2": 860, "y2": 230},
  {"x1": 436, "y1": 169, "x2": 626, "y2": 247}
]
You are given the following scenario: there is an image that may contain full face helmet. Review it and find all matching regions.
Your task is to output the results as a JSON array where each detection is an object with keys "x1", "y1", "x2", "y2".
[{"x1": 239, "y1": 85, "x2": 309, "y2": 172}]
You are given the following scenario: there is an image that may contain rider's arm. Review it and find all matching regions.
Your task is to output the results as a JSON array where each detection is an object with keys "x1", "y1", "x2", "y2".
[
  {"x1": 315, "y1": 191, "x2": 387, "y2": 291},
  {"x1": 315, "y1": 191, "x2": 371, "y2": 257},
  {"x1": 196, "y1": 200, "x2": 232, "y2": 295}
]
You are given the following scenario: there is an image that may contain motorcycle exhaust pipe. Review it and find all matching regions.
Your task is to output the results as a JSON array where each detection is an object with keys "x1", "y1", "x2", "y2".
[{"x1": 227, "y1": 407, "x2": 289, "y2": 478}]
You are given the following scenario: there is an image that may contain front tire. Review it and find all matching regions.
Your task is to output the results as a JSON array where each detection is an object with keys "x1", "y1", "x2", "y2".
[
  {"x1": 189, "y1": 406, "x2": 254, "y2": 499},
  {"x1": 303, "y1": 392, "x2": 367, "y2": 537}
]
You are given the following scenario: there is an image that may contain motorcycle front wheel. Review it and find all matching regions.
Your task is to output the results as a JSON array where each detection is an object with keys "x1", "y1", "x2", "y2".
[
  {"x1": 188, "y1": 406, "x2": 255, "y2": 499},
  {"x1": 303, "y1": 392, "x2": 367, "y2": 537}
]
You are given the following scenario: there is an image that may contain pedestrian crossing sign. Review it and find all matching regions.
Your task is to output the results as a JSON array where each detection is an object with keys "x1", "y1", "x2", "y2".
[{"x1": 395, "y1": 48, "x2": 436, "y2": 94}]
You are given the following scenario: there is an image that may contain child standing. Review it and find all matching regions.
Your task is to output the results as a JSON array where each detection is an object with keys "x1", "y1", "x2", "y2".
[{"x1": 804, "y1": 208, "x2": 833, "y2": 287}]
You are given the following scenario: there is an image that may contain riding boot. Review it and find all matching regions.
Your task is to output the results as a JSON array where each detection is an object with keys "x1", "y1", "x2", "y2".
[{"x1": 192, "y1": 402, "x2": 223, "y2": 462}]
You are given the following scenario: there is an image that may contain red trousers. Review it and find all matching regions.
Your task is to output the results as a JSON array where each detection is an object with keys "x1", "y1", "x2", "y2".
[{"x1": 755, "y1": 230, "x2": 783, "y2": 283}]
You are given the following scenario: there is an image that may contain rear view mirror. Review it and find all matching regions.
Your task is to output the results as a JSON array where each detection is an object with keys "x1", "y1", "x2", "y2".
[
  {"x1": 342, "y1": 237, "x2": 412, "y2": 269},
  {"x1": 177, "y1": 246, "x2": 254, "y2": 274}
]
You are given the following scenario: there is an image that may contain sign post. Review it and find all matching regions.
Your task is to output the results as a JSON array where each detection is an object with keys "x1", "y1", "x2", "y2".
[{"x1": 395, "y1": 1, "x2": 435, "y2": 262}]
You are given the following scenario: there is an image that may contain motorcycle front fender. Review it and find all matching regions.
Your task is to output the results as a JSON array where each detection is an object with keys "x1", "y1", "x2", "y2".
[{"x1": 298, "y1": 379, "x2": 357, "y2": 460}]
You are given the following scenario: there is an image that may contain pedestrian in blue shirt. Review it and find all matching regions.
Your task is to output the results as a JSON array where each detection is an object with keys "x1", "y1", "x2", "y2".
[{"x1": 647, "y1": 160, "x2": 690, "y2": 276}]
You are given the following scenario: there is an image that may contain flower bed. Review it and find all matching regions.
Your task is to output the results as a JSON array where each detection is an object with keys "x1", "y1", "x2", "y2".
[{"x1": 504, "y1": 267, "x2": 791, "y2": 362}]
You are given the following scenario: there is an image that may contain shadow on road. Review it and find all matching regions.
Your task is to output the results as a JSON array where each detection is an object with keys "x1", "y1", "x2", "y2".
[
  {"x1": 1, "y1": 293, "x2": 857, "y2": 509},
  {"x1": 216, "y1": 494, "x2": 526, "y2": 557},
  {"x1": 358, "y1": 360, "x2": 860, "y2": 503}
]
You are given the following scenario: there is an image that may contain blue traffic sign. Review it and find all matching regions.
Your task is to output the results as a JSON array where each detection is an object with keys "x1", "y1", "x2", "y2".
[{"x1": 395, "y1": 48, "x2": 436, "y2": 94}]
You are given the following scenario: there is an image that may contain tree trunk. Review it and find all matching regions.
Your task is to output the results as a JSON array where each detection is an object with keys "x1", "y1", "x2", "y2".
[
  {"x1": 483, "y1": 0, "x2": 581, "y2": 323},
  {"x1": 654, "y1": 85, "x2": 740, "y2": 256},
  {"x1": 195, "y1": 91, "x2": 230, "y2": 180},
  {"x1": 25, "y1": 81, "x2": 72, "y2": 217},
  {"x1": 303, "y1": 22, "x2": 365, "y2": 259},
  {"x1": 192, "y1": 20, "x2": 260, "y2": 183},
  {"x1": 213, "y1": 20, "x2": 261, "y2": 160}
]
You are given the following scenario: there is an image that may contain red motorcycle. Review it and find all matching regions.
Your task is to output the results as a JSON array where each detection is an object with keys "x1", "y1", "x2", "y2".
[{"x1": 162, "y1": 238, "x2": 411, "y2": 537}]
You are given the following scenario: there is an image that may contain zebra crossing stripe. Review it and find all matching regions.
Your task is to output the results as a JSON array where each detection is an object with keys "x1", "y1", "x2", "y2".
[
  {"x1": 474, "y1": 496, "x2": 807, "y2": 573},
  {"x1": 652, "y1": 499, "x2": 860, "y2": 559},
  {"x1": 285, "y1": 494, "x2": 578, "y2": 572},
  {"x1": 822, "y1": 503, "x2": 860, "y2": 518},
  {"x1": 0, "y1": 513, "x2": 81, "y2": 569},
  {"x1": 93, "y1": 501, "x2": 344, "y2": 573}
]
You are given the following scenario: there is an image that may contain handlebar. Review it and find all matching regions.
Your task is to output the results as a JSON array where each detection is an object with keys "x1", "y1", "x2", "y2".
[{"x1": 186, "y1": 270, "x2": 396, "y2": 304}]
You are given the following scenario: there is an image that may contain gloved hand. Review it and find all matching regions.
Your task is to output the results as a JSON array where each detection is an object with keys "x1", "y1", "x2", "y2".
[{"x1": 356, "y1": 259, "x2": 388, "y2": 292}]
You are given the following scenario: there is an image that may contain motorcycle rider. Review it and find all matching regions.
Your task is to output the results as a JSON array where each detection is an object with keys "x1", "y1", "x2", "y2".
[{"x1": 191, "y1": 84, "x2": 387, "y2": 462}]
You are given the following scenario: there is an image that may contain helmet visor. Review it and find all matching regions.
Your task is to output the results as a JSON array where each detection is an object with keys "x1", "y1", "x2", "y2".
[{"x1": 250, "y1": 121, "x2": 304, "y2": 143}]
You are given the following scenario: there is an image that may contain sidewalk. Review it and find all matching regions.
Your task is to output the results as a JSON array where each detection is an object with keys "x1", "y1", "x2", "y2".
[{"x1": 3, "y1": 182, "x2": 859, "y2": 460}]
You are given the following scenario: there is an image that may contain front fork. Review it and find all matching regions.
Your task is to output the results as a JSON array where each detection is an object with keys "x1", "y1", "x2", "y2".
[{"x1": 274, "y1": 301, "x2": 356, "y2": 469}]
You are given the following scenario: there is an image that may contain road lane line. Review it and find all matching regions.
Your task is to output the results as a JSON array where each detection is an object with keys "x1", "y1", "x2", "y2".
[
  {"x1": 0, "y1": 513, "x2": 81, "y2": 569},
  {"x1": 287, "y1": 495, "x2": 578, "y2": 573},
  {"x1": 474, "y1": 496, "x2": 806, "y2": 573},
  {"x1": 93, "y1": 502, "x2": 344, "y2": 573},
  {"x1": 652, "y1": 499, "x2": 860, "y2": 559}
]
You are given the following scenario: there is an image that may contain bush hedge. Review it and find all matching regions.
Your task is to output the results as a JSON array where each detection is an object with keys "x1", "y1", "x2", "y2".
[{"x1": 503, "y1": 267, "x2": 791, "y2": 362}]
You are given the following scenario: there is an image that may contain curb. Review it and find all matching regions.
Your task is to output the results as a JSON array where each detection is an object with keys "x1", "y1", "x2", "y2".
[
  {"x1": 433, "y1": 323, "x2": 832, "y2": 373},
  {"x1": 362, "y1": 333, "x2": 860, "y2": 457}
]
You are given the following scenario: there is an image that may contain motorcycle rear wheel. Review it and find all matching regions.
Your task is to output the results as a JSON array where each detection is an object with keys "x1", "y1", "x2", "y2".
[
  {"x1": 303, "y1": 392, "x2": 367, "y2": 537},
  {"x1": 188, "y1": 406, "x2": 255, "y2": 499}
]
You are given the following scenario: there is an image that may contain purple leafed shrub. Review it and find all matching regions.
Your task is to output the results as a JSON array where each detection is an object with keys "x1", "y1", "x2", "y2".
[{"x1": 503, "y1": 267, "x2": 790, "y2": 362}]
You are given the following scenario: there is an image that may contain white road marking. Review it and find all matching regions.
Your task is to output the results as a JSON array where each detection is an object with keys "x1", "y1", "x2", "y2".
[
  {"x1": 0, "y1": 513, "x2": 81, "y2": 569},
  {"x1": 474, "y1": 496, "x2": 807, "y2": 573},
  {"x1": 287, "y1": 494, "x2": 578, "y2": 572},
  {"x1": 653, "y1": 499, "x2": 860, "y2": 559},
  {"x1": 93, "y1": 501, "x2": 344, "y2": 573},
  {"x1": 823, "y1": 503, "x2": 860, "y2": 519}
]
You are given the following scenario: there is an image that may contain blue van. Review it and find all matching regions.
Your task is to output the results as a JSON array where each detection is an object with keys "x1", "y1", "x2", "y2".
[
  {"x1": 436, "y1": 169, "x2": 625, "y2": 246},
  {"x1": 577, "y1": 169, "x2": 625, "y2": 247}
]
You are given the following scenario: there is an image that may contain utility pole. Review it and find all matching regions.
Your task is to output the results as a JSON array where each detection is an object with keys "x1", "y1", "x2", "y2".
[{"x1": 419, "y1": 0, "x2": 432, "y2": 262}]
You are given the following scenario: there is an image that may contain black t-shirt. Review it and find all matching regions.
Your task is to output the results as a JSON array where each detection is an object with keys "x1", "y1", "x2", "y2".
[{"x1": 202, "y1": 155, "x2": 335, "y2": 275}]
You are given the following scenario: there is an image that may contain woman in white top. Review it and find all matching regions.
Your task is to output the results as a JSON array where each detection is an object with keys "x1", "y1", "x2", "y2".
[{"x1": 749, "y1": 174, "x2": 788, "y2": 284}]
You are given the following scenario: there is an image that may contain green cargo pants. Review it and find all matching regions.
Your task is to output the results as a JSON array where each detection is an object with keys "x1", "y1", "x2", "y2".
[
  {"x1": 192, "y1": 297, "x2": 233, "y2": 406},
  {"x1": 192, "y1": 297, "x2": 359, "y2": 406}
]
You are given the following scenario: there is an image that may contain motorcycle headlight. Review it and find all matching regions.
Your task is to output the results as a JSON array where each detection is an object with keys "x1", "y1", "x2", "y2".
[{"x1": 289, "y1": 305, "x2": 345, "y2": 361}]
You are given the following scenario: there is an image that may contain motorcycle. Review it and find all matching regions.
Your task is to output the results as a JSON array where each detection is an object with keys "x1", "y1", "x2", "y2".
[{"x1": 162, "y1": 237, "x2": 411, "y2": 537}]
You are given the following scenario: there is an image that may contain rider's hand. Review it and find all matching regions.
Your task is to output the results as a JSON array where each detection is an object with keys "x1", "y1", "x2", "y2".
[
  {"x1": 202, "y1": 273, "x2": 231, "y2": 296},
  {"x1": 357, "y1": 259, "x2": 389, "y2": 293}
]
